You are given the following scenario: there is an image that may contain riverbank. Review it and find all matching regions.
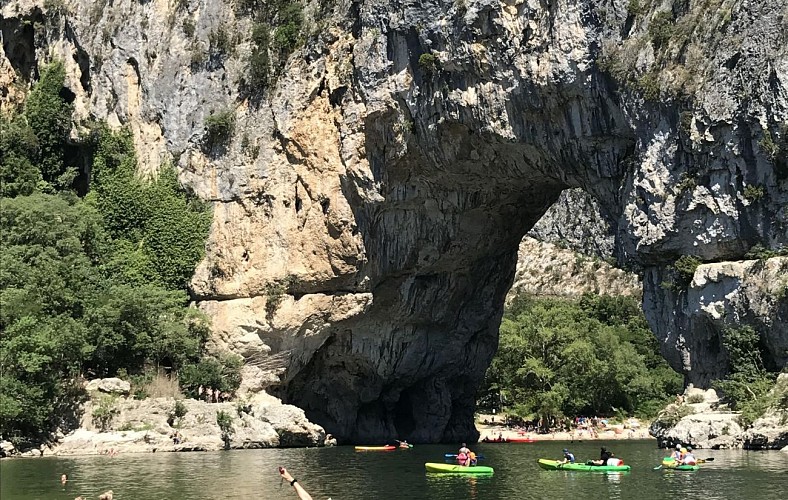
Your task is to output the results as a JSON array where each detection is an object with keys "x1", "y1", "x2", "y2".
[
  {"x1": 476, "y1": 414, "x2": 653, "y2": 442},
  {"x1": 1, "y1": 384, "x2": 325, "y2": 458}
]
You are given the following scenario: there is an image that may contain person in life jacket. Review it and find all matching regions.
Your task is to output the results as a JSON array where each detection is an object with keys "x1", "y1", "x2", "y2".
[
  {"x1": 457, "y1": 451, "x2": 469, "y2": 466},
  {"x1": 682, "y1": 446, "x2": 697, "y2": 465},
  {"x1": 559, "y1": 449, "x2": 575, "y2": 464},
  {"x1": 468, "y1": 451, "x2": 478, "y2": 466},
  {"x1": 670, "y1": 443, "x2": 683, "y2": 461}
]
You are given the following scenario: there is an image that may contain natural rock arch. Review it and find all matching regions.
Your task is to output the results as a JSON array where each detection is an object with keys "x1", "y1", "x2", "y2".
[{"x1": 3, "y1": 0, "x2": 785, "y2": 443}]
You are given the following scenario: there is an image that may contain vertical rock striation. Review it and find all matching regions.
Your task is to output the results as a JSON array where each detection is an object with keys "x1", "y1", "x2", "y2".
[{"x1": 1, "y1": 0, "x2": 786, "y2": 441}]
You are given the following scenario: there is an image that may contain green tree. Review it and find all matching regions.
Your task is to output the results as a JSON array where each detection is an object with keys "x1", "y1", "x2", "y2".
[
  {"x1": 480, "y1": 294, "x2": 682, "y2": 423},
  {"x1": 24, "y1": 61, "x2": 74, "y2": 189},
  {"x1": 0, "y1": 114, "x2": 41, "y2": 197}
]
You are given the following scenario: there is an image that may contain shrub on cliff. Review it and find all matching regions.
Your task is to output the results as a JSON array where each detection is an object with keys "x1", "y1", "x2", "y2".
[{"x1": 713, "y1": 326, "x2": 778, "y2": 428}]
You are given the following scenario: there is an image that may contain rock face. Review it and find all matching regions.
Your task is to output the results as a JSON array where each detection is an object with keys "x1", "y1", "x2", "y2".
[
  {"x1": 651, "y1": 377, "x2": 788, "y2": 450},
  {"x1": 1, "y1": 0, "x2": 787, "y2": 442},
  {"x1": 645, "y1": 257, "x2": 788, "y2": 385},
  {"x1": 650, "y1": 387, "x2": 744, "y2": 449},
  {"x1": 509, "y1": 237, "x2": 641, "y2": 300},
  {"x1": 527, "y1": 188, "x2": 618, "y2": 260}
]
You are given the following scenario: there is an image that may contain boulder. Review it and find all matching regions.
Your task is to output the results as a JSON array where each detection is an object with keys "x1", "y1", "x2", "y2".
[
  {"x1": 652, "y1": 410, "x2": 744, "y2": 449},
  {"x1": 85, "y1": 378, "x2": 131, "y2": 395}
]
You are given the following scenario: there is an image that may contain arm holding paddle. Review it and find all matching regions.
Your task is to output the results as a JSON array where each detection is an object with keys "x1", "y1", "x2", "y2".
[{"x1": 279, "y1": 467, "x2": 313, "y2": 500}]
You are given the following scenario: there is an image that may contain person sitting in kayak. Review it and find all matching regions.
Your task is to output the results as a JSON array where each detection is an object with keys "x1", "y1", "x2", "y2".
[
  {"x1": 397, "y1": 439, "x2": 410, "y2": 449},
  {"x1": 682, "y1": 447, "x2": 697, "y2": 465},
  {"x1": 468, "y1": 450, "x2": 478, "y2": 466},
  {"x1": 459, "y1": 443, "x2": 470, "y2": 455},
  {"x1": 590, "y1": 446, "x2": 613, "y2": 465},
  {"x1": 457, "y1": 451, "x2": 470, "y2": 466},
  {"x1": 559, "y1": 448, "x2": 575, "y2": 464},
  {"x1": 670, "y1": 444, "x2": 683, "y2": 461}
]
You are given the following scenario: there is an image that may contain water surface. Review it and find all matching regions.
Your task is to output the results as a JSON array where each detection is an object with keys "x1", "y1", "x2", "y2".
[{"x1": 2, "y1": 440, "x2": 786, "y2": 499}]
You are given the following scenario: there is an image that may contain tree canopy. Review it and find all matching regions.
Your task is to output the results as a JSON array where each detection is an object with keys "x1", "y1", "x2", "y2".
[{"x1": 479, "y1": 294, "x2": 683, "y2": 424}]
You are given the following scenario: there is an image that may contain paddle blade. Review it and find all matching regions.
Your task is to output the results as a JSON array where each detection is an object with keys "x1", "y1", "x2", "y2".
[{"x1": 653, "y1": 465, "x2": 663, "y2": 470}]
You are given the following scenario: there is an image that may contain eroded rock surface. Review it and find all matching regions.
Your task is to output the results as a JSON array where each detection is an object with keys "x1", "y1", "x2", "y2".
[
  {"x1": 50, "y1": 396, "x2": 324, "y2": 456},
  {"x1": 1, "y1": 0, "x2": 786, "y2": 442}
]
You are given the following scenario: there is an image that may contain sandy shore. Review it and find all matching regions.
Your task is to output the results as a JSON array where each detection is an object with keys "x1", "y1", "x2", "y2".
[{"x1": 476, "y1": 416, "x2": 653, "y2": 442}]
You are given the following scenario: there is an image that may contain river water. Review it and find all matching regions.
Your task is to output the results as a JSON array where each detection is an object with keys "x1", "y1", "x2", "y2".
[{"x1": 2, "y1": 440, "x2": 786, "y2": 499}]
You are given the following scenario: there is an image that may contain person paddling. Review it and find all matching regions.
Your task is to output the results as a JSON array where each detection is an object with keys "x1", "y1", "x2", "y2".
[{"x1": 559, "y1": 448, "x2": 575, "y2": 464}]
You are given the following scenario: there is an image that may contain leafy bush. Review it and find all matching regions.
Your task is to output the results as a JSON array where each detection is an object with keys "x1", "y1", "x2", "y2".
[
  {"x1": 648, "y1": 11, "x2": 675, "y2": 49},
  {"x1": 272, "y1": 4, "x2": 303, "y2": 53},
  {"x1": 247, "y1": 23, "x2": 272, "y2": 90},
  {"x1": 169, "y1": 399, "x2": 188, "y2": 427},
  {"x1": 179, "y1": 355, "x2": 243, "y2": 398},
  {"x1": 663, "y1": 255, "x2": 702, "y2": 291},
  {"x1": 216, "y1": 409, "x2": 234, "y2": 447},
  {"x1": 204, "y1": 110, "x2": 236, "y2": 149},
  {"x1": 743, "y1": 185, "x2": 765, "y2": 202},
  {"x1": 686, "y1": 393, "x2": 705, "y2": 404},
  {"x1": 92, "y1": 396, "x2": 119, "y2": 432},
  {"x1": 654, "y1": 404, "x2": 695, "y2": 427},
  {"x1": 418, "y1": 53, "x2": 438, "y2": 75},
  {"x1": 24, "y1": 61, "x2": 73, "y2": 189},
  {"x1": 712, "y1": 326, "x2": 778, "y2": 428}
]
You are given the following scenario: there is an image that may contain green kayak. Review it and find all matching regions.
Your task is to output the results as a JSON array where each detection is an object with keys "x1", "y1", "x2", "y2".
[
  {"x1": 537, "y1": 459, "x2": 631, "y2": 472},
  {"x1": 661, "y1": 457, "x2": 700, "y2": 471},
  {"x1": 425, "y1": 463, "x2": 494, "y2": 474}
]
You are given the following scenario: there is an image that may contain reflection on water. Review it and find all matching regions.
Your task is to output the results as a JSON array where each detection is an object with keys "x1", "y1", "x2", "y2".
[{"x1": 1, "y1": 441, "x2": 787, "y2": 499}]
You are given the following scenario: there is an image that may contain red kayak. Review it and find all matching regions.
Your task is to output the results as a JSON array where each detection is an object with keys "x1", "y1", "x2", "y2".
[{"x1": 508, "y1": 437, "x2": 536, "y2": 443}]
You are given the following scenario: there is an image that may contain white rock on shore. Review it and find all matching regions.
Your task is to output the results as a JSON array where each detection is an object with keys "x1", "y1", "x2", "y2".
[{"x1": 48, "y1": 395, "x2": 324, "y2": 456}]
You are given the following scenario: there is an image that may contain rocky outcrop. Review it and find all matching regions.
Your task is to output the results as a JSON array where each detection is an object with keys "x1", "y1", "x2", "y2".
[
  {"x1": 527, "y1": 188, "x2": 618, "y2": 260},
  {"x1": 651, "y1": 377, "x2": 788, "y2": 450},
  {"x1": 85, "y1": 378, "x2": 131, "y2": 395},
  {"x1": 650, "y1": 386, "x2": 744, "y2": 449},
  {"x1": 645, "y1": 257, "x2": 788, "y2": 385},
  {"x1": 509, "y1": 237, "x2": 641, "y2": 300},
  {"x1": 742, "y1": 373, "x2": 788, "y2": 450},
  {"x1": 1, "y1": 0, "x2": 786, "y2": 442},
  {"x1": 48, "y1": 395, "x2": 324, "y2": 456}
]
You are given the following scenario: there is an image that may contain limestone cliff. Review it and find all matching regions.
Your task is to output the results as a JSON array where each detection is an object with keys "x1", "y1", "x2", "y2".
[{"x1": 2, "y1": 0, "x2": 786, "y2": 442}]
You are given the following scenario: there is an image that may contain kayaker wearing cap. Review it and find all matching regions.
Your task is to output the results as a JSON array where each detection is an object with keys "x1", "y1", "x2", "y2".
[
  {"x1": 682, "y1": 447, "x2": 697, "y2": 465},
  {"x1": 670, "y1": 444, "x2": 683, "y2": 461},
  {"x1": 559, "y1": 449, "x2": 575, "y2": 464}
]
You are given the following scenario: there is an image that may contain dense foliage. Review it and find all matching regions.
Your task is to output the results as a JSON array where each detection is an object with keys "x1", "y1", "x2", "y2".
[
  {"x1": 712, "y1": 326, "x2": 781, "y2": 427},
  {"x1": 479, "y1": 294, "x2": 683, "y2": 425},
  {"x1": 0, "y1": 62, "x2": 236, "y2": 445}
]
